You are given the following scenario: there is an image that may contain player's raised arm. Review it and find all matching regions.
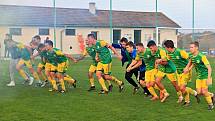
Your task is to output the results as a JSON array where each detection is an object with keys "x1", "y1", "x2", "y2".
[
  {"x1": 65, "y1": 53, "x2": 77, "y2": 63},
  {"x1": 107, "y1": 43, "x2": 122, "y2": 60}
]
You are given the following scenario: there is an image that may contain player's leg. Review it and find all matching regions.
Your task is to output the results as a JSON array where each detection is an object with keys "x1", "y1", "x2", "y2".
[
  {"x1": 155, "y1": 71, "x2": 169, "y2": 102},
  {"x1": 103, "y1": 63, "x2": 124, "y2": 93},
  {"x1": 16, "y1": 59, "x2": 30, "y2": 82},
  {"x1": 167, "y1": 73, "x2": 183, "y2": 103},
  {"x1": 145, "y1": 70, "x2": 159, "y2": 100},
  {"x1": 46, "y1": 63, "x2": 58, "y2": 91},
  {"x1": 57, "y1": 62, "x2": 67, "y2": 92},
  {"x1": 96, "y1": 62, "x2": 108, "y2": 94},
  {"x1": 139, "y1": 71, "x2": 151, "y2": 96},
  {"x1": 64, "y1": 74, "x2": 76, "y2": 88},
  {"x1": 125, "y1": 68, "x2": 139, "y2": 94},
  {"x1": 25, "y1": 60, "x2": 41, "y2": 84},
  {"x1": 88, "y1": 65, "x2": 96, "y2": 91}
]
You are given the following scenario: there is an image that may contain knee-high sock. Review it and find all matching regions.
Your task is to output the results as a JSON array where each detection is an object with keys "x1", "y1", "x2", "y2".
[
  {"x1": 50, "y1": 79, "x2": 58, "y2": 90},
  {"x1": 89, "y1": 78, "x2": 95, "y2": 86},
  {"x1": 205, "y1": 92, "x2": 213, "y2": 105},
  {"x1": 33, "y1": 72, "x2": 40, "y2": 81},
  {"x1": 59, "y1": 79, "x2": 66, "y2": 91},
  {"x1": 111, "y1": 76, "x2": 122, "y2": 85},
  {"x1": 18, "y1": 69, "x2": 28, "y2": 80},
  {"x1": 64, "y1": 74, "x2": 75, "y2": 84},
  {"x1": 98, "y1": 78, "x2": 108, "y2": 91},
  {"x1": 148, "y1": 87, "x2": 158, "y2": 97}
]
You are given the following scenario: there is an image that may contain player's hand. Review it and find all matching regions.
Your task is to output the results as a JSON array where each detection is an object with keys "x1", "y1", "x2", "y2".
[
  {"x1": 95, "y1": 56, "x2": 100, "y2": 62},
  {"x1": 30, "y1": 55, "x2": 35, "y2": 60},
  {"x1": 207, "y1": 77, "x2": 212, "y2": 86},
  {"x1": 117, "y1": 55, "x2": 123, "y2": 61},
  {"x1": 73, "y1": 59, "x2": 78, "y2": 63},
  {"x1": 183, "y1": 68, "x2": 189, "y2": 74},
  {"x1": 155, "y1": 59, "x2": 162, "y2": 64},
  {"x1": 126, "y1": 67, "x2": 131, "y2": 72}
]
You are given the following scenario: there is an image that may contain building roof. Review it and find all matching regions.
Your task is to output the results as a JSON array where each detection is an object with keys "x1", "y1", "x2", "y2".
[{"x1": 0, "y1": 5, "x2": 180, "y2": 28}]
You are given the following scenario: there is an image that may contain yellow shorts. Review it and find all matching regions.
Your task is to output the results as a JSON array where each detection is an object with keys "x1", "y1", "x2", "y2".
[
  {"x1": 57, "y1": 61, "x2": 69, "y2": 73},
  {"x1": 156, "y1": 71, "x2": 177, "y2": 82},
  {"x1": 38, "y1": 63, "x2": 45, "y2": 69},
  {"x1": 145, "y1": 69, "x2": 157, "y2": 83},
  {"x1": 17, "y1": 59, "x2": 32, "y2": 68},
  {"x1": 45, "y1": 63, "x2": 57, "y2": 72},
  {"x1": 89, "y1": 65, "x2": 97, "y2": 73},
  {"x1": 96, "y1": 62, "x2": 112, "y2": 75},
  {"x1": 177, "y1": 71, "x2": 192, "y2": 86},
  {"x1": 196, "y1": 79, "x2": 208, "y2": 89}
]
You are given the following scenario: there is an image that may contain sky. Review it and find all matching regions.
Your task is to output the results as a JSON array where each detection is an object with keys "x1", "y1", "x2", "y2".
[{"x1": 1, "y1": 0, "x2": 215, "y2": 28}]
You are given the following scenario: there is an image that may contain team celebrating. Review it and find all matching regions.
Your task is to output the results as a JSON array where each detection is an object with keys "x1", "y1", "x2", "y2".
[{"x1": 4, "y1": 33, "x2": 215, "y2": 110}]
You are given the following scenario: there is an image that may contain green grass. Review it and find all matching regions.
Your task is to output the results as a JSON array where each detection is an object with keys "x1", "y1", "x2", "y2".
[{"x1": 0, "y1": 58, "x2": 215, "y2": 121}]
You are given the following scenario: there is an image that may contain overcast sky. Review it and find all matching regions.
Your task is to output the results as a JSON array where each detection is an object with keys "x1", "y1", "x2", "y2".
[{"x1": 1, "y1": 0, "x2": 215, "y2": 28}]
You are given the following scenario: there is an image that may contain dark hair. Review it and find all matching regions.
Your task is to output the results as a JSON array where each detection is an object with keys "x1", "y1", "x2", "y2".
[
  {"x1": 5, "y1": 34, "x2": 12, "y2": 39},
  {"x1": 87, "y1": 34, "x2": 96, "y2": 39},
  {"x1": 147, "y1": 40, "x2": 156, "y2": 47},
  {"x1": 38, "y1": 43, "x2": 45, "y2": 49},
  {"x1": 120, "y1": 37, "x2": 128, "y2": 43},
  {"x1": 136, "y1": 43, "x2": 144, "y2": 47},
  {"x1": 33, "y1": 35, "x2": 41, "y2": 40},
  {"x1": 164, "y1": 40, "x2": 174, "y2": 48},
  {"x1": 190, "y1": 41, "x2": 199, "y2": 48},
  {"x1": 45, "y1": 40, "x2": 53, "y2": 47},
  {"x1": 126, "y1": 41, "x2": 135, "y2": 47}
]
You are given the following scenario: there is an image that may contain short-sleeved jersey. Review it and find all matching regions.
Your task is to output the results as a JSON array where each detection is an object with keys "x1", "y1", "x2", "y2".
[
  {"x1": 153, "y1": 47, "x2": 176, "y2": 73},
  {"x1": 54, "y1": 48, "x2": 68, "y2": 63},
  {"x1": 16, "y1": 43, "x2": 31, "y2": 61},
  {"x1": 189, "y1": 52, "x2": 210, "y2": 79},
  {"x1": 95, "y1": 40, "x2": 112, "y2": 64},
  {"x1": 39, "y1": 50, "x2": 48, "y2": 64},
  {"x1": 83, "y1": 45, "x2": 97, "y2": 66},
  {"x1": 46, "y1": 48, "x2": 67, "y2": 66},
  {"x1": 135, "y1": 48, "x2": 155, "y2": 71},
  {"x1": 166, "y1": 48, "x2": 189, "y2": 74}
]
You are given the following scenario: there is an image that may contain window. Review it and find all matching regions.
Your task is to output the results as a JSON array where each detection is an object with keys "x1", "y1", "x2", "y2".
[
  {"x1": 65, "y1": 29, "x2": 76, "y2": 36},
  {"x1": 9, "y1": 28, "x2": 22, "y2": 35},
  {"x1": 39, "y1": 28, "x2": 49, "y2": 35},
  {"x1": 91, "y1": 31, "x2": 98, "y2": 40},
  {"x1": 113, "y1": 30, "x2": 121, "y2": 44},
  {"x1": 134, "y1": 30, "x2": 141, "y2": 44}
]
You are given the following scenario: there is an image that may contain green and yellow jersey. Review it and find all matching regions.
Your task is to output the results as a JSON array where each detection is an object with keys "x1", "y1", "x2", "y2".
[
  {"x1": 16, "y1": 43, "x2": 31, "y2": 61},
  {"x1": 166, "y1": 48, "x2": 189, "y2": 74},
  {"x1": 135, "y1": 48, "x2": 155, "y2": 71},
  {"x1": 39, "y1": 50, "x2": 48, "y2": 65},
  {"x1": 189, "y1": 52, "x2": 210, "y2": 80},
  {"x1": 95, "y1": 40, "x2": 112, "y2": 64},
  {"x1": 83, "y1": 45, "x2": 97, "y2": 66},
  {"x1": 153, "y1": 47, "x2": 176, "y2": 73}
]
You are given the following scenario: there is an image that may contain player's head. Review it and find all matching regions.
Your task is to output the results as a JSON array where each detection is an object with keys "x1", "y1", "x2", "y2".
[
  {"x1": 87, "y1": 34, "x2": 96, "y2": 44},
  {"x1": 37, "y1": 43, "x2": 46, "y2": 52},
  {"x1": 190, "y1": 41, "x2": 199, "y2": 54},
  {"x1": 120, "y1": 37, "x2": 128, "y2": 48},
  {"x1": 136, "y1": 43, "x2": 144, "y2": 53},
  {"x1": 45, "y1": 40, "x2": 53, "y2": 51},
  {"x1": 125, "y1": 41, "x2": 134, "y2": 53},
  {"x1": 32, "y1": 35, "x2": 41, "y2": 44},
  {"x1": 5, "y1": 34, "x2": 12, "y2": 40},
  {"x1": 164, "y1": 40, "x2": 174, "y2": 52},
  {"x1": 147, "y1": 40, "x2": 157, "y2": 53}
]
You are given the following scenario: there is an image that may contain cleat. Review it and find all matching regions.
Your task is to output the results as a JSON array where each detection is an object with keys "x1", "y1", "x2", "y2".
[
  {"x1": 98, "y1": 90, "x2": 108, "y2": 94},
  {"x1": 72, "y1": 80, "x2": 77, "y2": 88},
  {"x1": 119, "y1": 82, "x2": 124, "y2": 93},
  {"x1": 161, "y1": 93, "x2": 169, "y2": 103},
  {"x1": 195, "y1": 94, "x2": 201, "y2": 104},
  {"x1": 88, "y1": 86, "x2": 96, "y2": 91},
  {"x1": 41, "y1": 80, "x2": 48, "y2": 87},
  {"x1": 160, "y1": 91, "x2": 164, "y2": 100},
  {"x1": 60, "y1": 90, "x2": 66, "y2": 93},
  {"x1": 29, "y1": 77, "x2": 34, "y2": 86},
  {"x1": 177, "y1": 96, "x2": 184, "y2": 103},
  {"x1": 183, "y1": 102, "x2": 190, "y2": 107},
  {"x1": 108, "y1": 84, "x2": 113, "y2": 92},
  {"x1": 150, "y1": 96, "x2": 159, "y2": 101},
  {"x1": 49, "y1": 88, "x2": 58, "y2": 92},
  {"x1": 208, "y1": 104, "x2": 214, "y2": 110},
  {"x1": 211, "y1": 93, "x2": 215, "y2": 105},
  {"x1": 133, "y1": 86, "x2": 140, "y2": 94},
  {"x1": 7, "y1": 82, "x2": 15, "y2": 87}
]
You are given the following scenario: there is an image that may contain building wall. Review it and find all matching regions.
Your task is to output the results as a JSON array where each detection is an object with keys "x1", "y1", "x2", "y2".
[{"x1": 0, "y1": 26, "x2": 178, "y2": 56}]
